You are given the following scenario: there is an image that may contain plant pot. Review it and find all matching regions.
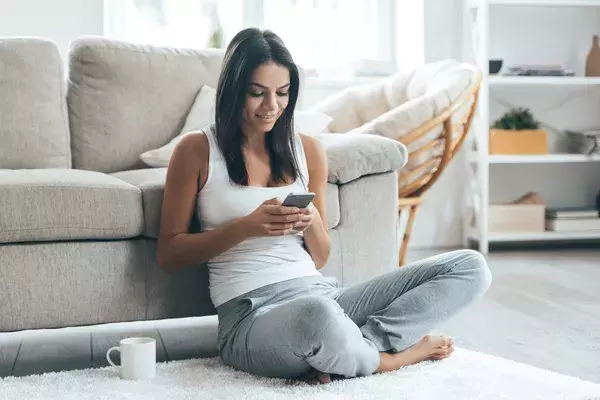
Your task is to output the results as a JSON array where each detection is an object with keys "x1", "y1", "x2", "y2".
[{"x1": 489, "y1": 128, "x2": 548, "y2": 155}]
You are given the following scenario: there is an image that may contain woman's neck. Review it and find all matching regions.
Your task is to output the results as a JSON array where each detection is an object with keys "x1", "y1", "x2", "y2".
[{"x1": 243, "y1": 127, "x2": 267, "y2": 153}]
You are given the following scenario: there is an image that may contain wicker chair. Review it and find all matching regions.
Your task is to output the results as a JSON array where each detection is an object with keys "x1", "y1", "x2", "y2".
[{"x1": 309, "y1": 61, "x2": 482, "y2": 266}]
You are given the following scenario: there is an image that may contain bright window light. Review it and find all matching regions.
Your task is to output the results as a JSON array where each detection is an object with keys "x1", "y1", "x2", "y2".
[{"x1": 103, "y1": 0, "x2": 424, "y2": 77}]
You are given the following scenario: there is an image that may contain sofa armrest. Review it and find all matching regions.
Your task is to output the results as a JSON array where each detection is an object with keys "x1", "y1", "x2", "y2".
[{"x1": 314, "y1": 133, "x2": 408, "y2": 184}]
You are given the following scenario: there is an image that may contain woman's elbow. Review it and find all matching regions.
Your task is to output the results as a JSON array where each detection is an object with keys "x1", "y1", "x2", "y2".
[{"x1": 314, "y1": 248, "x2": 331, "y2": 270}]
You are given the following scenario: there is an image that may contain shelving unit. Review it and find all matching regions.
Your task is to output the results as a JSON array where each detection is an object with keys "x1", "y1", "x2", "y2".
[
  {"x1": 468, "y1": 227, "x2": 600, "y2": 242},
  {"x1": 488, "y1": 76, "x2": 600, "y2": 86},
  {"x1": 468, "y1": 153, "x2": 600, "y2": 163},
  {"x1": 461, "y1": 0, "x2": 600, "y2": 253},
  {"x1": 469, "y1": 0, "x2": 600, "y2": 7}
]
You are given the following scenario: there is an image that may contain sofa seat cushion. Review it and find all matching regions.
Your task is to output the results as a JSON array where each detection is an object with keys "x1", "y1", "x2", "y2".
[
  {"x1": 111, "y1": 169, "x2": 341, "y2": 238},
  {"x1": 111, "y1": 168, "x2": 168, "y2": 239},
  {"x1": 0, "y1": 170, "x2": 143, "y2": 243}
]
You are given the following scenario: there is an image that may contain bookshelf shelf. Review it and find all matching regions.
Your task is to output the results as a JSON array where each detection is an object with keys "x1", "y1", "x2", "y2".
[
  {"x1": 461, "y1": 0, "x2": 600, "y2": 252},
  {"x1": 468, "y1": 228, "x2": 600, "y2": 242}
]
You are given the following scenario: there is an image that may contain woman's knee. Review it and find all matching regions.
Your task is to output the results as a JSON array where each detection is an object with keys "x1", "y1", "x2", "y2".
[
  {"x1": 296, "y1": 295, "x2": 341, "y2": 321},
  {"x1": 294, "y1": 296, "x2": 343, "y2": 333},
  {"x1": 452, "y1": 249, "x2": 492, "y2": 295},
  {"x1": 295, "y1": 297, "x2": 356, "y2": 350}
]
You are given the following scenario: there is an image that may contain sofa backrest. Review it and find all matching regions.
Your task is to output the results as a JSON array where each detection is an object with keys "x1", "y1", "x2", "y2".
[
  {"x1": 67, "y1": 38, "x2": 224, "y2": 173},
  {"x1": 0, "y1": 38, "x2": 71, "y2": 169}
]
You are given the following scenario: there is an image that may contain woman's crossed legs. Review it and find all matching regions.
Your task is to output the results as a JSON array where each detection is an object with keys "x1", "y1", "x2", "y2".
[{"x1": 222, "y1": 249, "x2": 492, "y2": 380}]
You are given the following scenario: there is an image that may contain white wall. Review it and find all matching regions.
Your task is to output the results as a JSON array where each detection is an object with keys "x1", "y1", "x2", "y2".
[
  {"x1": 303, "y1": 0, "x2": 467, "y2": 250},
  {"x1": 0, "y1": 0, "x2": 104, "y2": 58},
  {"x1": 412, "y1": 0, "x2": 466, "y2": 249},
  {"x1": 0, "y1": 0, "x2": 466, "y2": 249}
]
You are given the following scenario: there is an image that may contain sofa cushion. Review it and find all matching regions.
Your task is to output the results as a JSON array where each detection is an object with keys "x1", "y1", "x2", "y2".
[
  {"x1": 0, "y1": 38, "x2": 71, "y2": 168},
  {"x1": 67, "y1": 37, "x2": 225, "y2": 173},
  {"x1": 314, "y1": 133, "x2": 408, "y2": 184},
  {"x1": 0, "y1": 170, "x2": 143, "y2": 243},
  {"x1": 111, "y1": 169, "x2": 168, "y2": 238},
  {"x1": 111, "y1": 169, "x2": 341, "y2": 238}
]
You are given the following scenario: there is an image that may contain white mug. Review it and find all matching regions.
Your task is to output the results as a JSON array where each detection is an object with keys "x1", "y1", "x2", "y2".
[{"x1": 106, "y1": 337, "x2": 156, "y2": 380}]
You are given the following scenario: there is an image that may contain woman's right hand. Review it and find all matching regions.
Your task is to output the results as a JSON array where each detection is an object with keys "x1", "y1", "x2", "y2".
[{"x1": 240, "y1": 198, "x2": 304, "y2": 238}]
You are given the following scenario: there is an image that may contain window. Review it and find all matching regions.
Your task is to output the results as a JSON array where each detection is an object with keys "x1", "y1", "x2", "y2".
[{"x1": 103, "y1": 0, "x2": 424, "y2": 78}]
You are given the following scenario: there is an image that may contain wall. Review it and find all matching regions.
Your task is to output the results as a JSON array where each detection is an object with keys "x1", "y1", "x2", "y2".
[
  {"x1": 303, "y1": 0, "x2": 467, "y2": 250},
  {"x1": 0, "y1": 0, "x2": 104, "y2": 58},
  {"x1": 0, "y1": 0, "x2": 466, "y2": 249},
  {"x1": 414, "y1": 0, "x2": 466, "y2": 249}
]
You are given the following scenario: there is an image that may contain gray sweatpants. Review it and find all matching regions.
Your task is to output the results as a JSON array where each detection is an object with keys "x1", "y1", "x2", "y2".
[{"x1": 216, "y1": 249, "x2": 491, "y2": 379}]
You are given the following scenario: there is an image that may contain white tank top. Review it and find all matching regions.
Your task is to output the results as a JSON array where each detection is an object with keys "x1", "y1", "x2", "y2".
[{"x1": 197, "y1": 124, "x2": 322, "y2": 307}]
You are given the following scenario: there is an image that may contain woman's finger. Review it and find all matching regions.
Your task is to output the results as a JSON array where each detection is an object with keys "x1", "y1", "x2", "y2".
[
  {"x1": 297, "y1": 207, "x2": 312, "y2": 215},
  {"x1": 266, "y1": 205, "x2": 300, "y2": 215},
  {"x1": 267, "y1": 214, "x2": 302, "y2": 224}
]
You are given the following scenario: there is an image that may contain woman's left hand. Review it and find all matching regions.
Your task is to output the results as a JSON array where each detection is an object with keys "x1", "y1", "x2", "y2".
[{"x1": 292, "y1": 205, "x2": 315, "y2": 232}]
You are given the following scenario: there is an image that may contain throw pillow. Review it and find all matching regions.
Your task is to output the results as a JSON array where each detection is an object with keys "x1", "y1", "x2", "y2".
[
  {"x1": 139, "y1": 85, "x2": 216, "y2": 168},
  {"x1": 139, "y1": 85, "x2": 333, "y2": 168},
  {"x1": 293, "y1": 110, "x2": 333, "y2": 135}
]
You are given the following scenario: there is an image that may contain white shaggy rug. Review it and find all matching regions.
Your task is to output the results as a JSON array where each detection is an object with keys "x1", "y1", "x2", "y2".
[{"x1": 1, "y1": 348, "x2": 599, "y2": 400}]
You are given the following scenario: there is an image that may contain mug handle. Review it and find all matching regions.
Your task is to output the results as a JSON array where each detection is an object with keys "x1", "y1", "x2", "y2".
[{"x1": 106, "y1": 346, "x2": 120, "y2": 368}]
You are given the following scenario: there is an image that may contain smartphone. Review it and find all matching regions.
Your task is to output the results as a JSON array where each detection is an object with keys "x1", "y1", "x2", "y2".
[{"x1": 281, "y1": 192, "x2": 315, "y2": 208}]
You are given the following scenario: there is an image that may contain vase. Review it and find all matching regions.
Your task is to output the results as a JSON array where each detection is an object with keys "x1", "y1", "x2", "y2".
[{"x1": 585, "y1": 35, "x2": 600, "y2": 77}]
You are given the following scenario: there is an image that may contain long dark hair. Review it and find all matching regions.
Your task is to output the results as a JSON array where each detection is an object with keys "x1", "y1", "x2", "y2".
[{"x1": 214, "y1": 28, "x2": 301, "y2": 186}]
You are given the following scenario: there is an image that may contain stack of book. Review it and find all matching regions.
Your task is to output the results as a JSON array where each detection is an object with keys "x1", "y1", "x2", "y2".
[
  {"x1": 503, "y1": 64, "x2": 575, "y2": 77},
  {"x1": 545, "y1": 207, "x2": 600, "y2": 232}
]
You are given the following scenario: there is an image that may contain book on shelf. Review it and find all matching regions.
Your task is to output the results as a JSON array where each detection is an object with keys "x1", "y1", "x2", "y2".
[
  {"x1": 546, "y1": 218, "x2": 600, "y2": 232},
  {"x1": 545, "y1": 207, "x2": 599, "y2": 219},
  {"x1": 545, "y1": 207, "x2": 600, "y2": 231}
]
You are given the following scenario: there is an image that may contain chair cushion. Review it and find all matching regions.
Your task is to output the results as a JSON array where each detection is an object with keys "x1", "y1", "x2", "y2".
[
  {"x1": 0, "y1": 38, "x2": 71, "y2": 168},
  {"x1": 0, "y1": 170, "x2": 143, "y2": 243},
  {"x1": 111, "y1": 169, "x2": 341, "y2": 238}
]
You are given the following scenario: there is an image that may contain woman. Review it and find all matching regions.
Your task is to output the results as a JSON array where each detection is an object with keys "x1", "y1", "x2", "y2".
[{"x1": 157, "y1": 28, "x2": 491, "y2": 384}]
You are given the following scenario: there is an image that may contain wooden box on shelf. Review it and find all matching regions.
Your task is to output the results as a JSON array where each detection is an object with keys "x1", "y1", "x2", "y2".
[
  {"x1": 489, "y1": 128, "x2": 548, "y2": 155},
  {"x1": 488, "y1": 203, "x2": 546, "y2": 233}
]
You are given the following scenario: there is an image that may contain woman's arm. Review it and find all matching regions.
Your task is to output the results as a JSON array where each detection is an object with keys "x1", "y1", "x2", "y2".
[
  {"x1": 157, "y1": 133, "x2": 305, "y2": 273},
  {"x1": 299, "y1": 134, "x2": 331, "y2": 269},
  {"x1": 157, "y1": 134, "x2": 249, "y2": 272}
]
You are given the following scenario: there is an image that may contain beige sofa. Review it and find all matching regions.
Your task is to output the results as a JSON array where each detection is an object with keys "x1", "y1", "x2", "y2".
[{"x1": 0, "y1": 37, "x2": 407, "y2": 377}]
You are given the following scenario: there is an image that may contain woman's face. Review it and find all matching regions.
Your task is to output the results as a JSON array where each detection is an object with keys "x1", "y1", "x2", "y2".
[{"x1": 243, "y1": 61, "x2": 290, "y2": 135}]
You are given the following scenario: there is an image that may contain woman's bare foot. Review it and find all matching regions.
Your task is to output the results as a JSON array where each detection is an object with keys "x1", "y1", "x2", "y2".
[
  {"x1": 376, "y1": 335, "x2": 454, "y2": 373},
  {"x1": 300, "y1": 368, "x2": 331, "y2": 385}
]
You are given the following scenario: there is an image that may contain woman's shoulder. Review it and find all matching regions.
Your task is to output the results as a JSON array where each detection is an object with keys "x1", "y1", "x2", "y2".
[
  {"x1": 298, "y1": 133, "x2": 325, "y2": 156},
  {"x1": 297, "y1": 133, "x2": 327, "y2": 170},
  {"x1": 170, "y1": 131, "x2": 210, "y2": 168}
]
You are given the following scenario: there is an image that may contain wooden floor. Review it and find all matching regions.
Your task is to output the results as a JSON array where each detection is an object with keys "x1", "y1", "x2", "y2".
[{"x1": 406, "y1": 248, "x2": 600, "y2": 384}]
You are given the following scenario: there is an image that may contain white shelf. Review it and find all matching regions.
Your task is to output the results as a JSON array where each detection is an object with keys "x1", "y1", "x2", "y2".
[
  {"x1": 490, "y1": 0, "x2": 600, "y2": 6},
  {"x1": 470, "y1": 0, "x2": 600, "y2": 7},
  {"x1": 469, "y1": 153, "x2": 600, "y2": 163},
  {"x1": 462, "y1": 0, "x2": 600, "y2": 253},
  {"x1": 488, "y1": 76, "x2": 600, "y2": 86},
  {"x1": 468, "y1": 228, "x2": 600, "y2": 242}
]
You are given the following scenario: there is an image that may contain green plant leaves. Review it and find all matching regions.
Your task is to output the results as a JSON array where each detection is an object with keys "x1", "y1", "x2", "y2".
[{"x1": 492, "y1": 107, "x2": 540, "y2": 130}]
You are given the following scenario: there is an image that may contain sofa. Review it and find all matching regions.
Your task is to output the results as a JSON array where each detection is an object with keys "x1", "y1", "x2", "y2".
[{"x1": 0, "y1": 37, "x2": 407, "y2": 377}]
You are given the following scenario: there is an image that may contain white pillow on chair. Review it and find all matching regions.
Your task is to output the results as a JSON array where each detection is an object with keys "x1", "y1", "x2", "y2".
[{"x1": 140, "y1": 85, "x2": 332, "y2": 167}]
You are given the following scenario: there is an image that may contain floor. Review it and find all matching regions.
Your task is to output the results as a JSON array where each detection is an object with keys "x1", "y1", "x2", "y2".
[{"x1": 406, "y1": 248, "x2": 600, "y2": 384}]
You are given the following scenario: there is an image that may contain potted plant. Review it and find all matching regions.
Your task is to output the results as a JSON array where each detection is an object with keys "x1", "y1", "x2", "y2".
[{"x1": 489, "y1": 108, "x2": 548, "y2": 154}]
